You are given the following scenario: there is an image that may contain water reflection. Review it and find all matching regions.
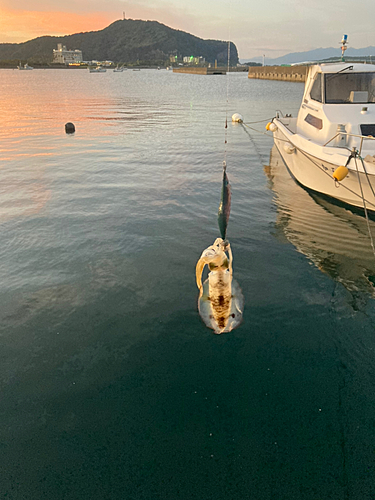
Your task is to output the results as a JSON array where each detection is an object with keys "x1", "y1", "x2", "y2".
[
  {"x1": 266, "y1": 145, "x2": 375, "y2": 297},
  {"x1": 196, "y1": 238, "x2": 244, "y2": 334}
]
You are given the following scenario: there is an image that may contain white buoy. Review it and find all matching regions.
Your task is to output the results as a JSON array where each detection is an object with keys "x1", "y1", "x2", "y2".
[
  {"x1": 269, "y1": 122, "x2": 277, "y2": 132},
  {"x1": 232, "y1": 113, "x2": 243, "y2": 123}
]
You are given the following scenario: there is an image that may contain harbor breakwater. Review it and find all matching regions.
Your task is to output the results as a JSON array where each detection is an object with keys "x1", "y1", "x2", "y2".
[
  {"x1": 248, "y1": 65, "x2": 307, "y2": 82},
  {"x1": 173, "y1": 67, "x2": 227, "y2": 75}
]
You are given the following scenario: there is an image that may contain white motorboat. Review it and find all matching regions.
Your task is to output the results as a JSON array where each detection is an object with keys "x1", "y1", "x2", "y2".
[
  {"x1": 88, "y1": 66, "x2": 106, "y2": 73},
  {"x1": 17, "y1": 63, "x2": 33, "y2": 70},
  {"x1": 113, "y1": 65, "x2": 124, "y2": 72},
  {"x1": 265, "y1": 145, "x2": 375, "y2": 297},
  {"x1": 271, "y1": 41, "x2": 375, "y2": 212}
]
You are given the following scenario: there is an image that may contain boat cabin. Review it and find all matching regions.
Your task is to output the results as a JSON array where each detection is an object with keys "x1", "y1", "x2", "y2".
[{"x1": 296, "y1": 63, "x2": 375, "y2": 151}]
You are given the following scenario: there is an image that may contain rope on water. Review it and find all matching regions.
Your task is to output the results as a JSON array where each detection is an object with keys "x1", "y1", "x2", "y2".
[
  {"x1": 244, "y1": 118, "x2": 275, "y2": 125},
  {"x1": 242, "y1": 121, "x2": 273, "y2": 137},
  {"x1": 240, "y1": 123, "x2": 269, "y2": 164}
]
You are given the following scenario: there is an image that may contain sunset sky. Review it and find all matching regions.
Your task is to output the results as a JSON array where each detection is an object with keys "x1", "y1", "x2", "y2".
[{"x1": 1, "y1": 0, "x2": 375, "y2": 59}]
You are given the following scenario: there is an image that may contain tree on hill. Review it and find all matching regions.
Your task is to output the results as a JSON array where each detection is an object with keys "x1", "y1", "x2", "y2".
[{"x1": 0, "y1": 19, "x2": 238, "y2": 65}]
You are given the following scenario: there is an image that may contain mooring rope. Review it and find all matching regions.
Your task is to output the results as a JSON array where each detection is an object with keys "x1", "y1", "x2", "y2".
[
  {"x1": 294, "y1": 147, "x2": 375, "y2": 209},
  {"x1": 354, "y1": 156, "x2": 375, "y2": 257},
  {"x1": 241, "y1": 121, "x2": 375, "y2": 209},
  {"x1": 359, "y1": 155, "x2": 375, "y2": 199},
  {"x1": 240, "y1": 114, "x2": 375, "y2": 258},
  {"x1": 277, "y1": 135, "x2": 375, "y2": 257},
  {"x1": 240, "y1": 123, "x2": 268, "y2": 164},
  {"x1": 242, "y1": 121, "x2": 274, "y2": 136}
]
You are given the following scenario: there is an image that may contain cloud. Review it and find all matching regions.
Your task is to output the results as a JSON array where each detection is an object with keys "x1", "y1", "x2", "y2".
[
  {"x1": 0, "y1": 8, "x2": 115, "y2": 42},
  {"x1": 0, "y1": 1, "x2": 202, "y2": 43},
  {"x1": 1, "y1": 0, "x2": 375, "y2": 58}
]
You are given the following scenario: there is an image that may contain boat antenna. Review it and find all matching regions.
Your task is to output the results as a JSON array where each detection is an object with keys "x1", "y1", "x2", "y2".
[{"x1": 341, "y1": 34, "x2": 348, "y2": 62}]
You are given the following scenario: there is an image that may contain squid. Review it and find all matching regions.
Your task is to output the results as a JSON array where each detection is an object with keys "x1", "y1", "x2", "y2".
[{"x1": 196, "y1": 238, "x2": 244, "y2": 334}]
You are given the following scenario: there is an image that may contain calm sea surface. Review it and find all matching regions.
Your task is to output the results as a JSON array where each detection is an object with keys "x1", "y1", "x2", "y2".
[{"x1": 1, "y1": 68, "x2": 375, "y2": 499}]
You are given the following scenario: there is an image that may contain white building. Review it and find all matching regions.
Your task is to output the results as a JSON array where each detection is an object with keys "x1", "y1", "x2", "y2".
[
  {"x1": 53, "y1": 44, "x2": 83, "y2": 65},
  {"x1": 183, "y1": 56, "x2": 205, "y2": 65}
]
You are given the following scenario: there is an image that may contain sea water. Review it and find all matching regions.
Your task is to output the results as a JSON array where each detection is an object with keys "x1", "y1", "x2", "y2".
[{"x1": 1, "y1": 68, "x2": 375, "y2": 499}]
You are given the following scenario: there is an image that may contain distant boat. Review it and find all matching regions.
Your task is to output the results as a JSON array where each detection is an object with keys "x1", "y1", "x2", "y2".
[
  {"x1": 17, "y1": 63, "x2": 33, "y2": 70},
  {"x1": 133, "y1": 68, "x2": 141, "y2": 71},
  {"x1": 88, "y1": 66, "x2": 106, "y2": 73},
  {"x1": 113, "y1": 65, "x2": 124, "y2": 72}
]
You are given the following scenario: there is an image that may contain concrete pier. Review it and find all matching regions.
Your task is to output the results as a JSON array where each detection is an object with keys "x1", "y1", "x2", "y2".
[
  {"x1": 173, "y1": 67, "x2": 226, "y2": 75},
  {"x1": 248, "y1": 65, "x2": 308, "y2": 82}
]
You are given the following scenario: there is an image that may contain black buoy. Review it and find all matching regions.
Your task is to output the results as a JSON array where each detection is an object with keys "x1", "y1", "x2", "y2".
[{"x1": 65, "y1": 122, "x2": 75, "y2": 134}]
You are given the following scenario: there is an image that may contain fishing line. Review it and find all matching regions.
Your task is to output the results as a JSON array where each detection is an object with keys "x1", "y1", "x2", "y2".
[
  {"x1": 220, "y1": 3, "x2": 232, "y2": 240},
  {"x1": 223, "y1": 5, "x2": 232, "y2": 174},
  {"x1": 194, "y1": 3, "x2": 245, "y2": 335}
]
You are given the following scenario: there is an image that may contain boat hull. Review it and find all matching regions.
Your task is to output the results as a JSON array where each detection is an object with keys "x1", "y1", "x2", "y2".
[
  {"x1": 273, "y1": 120, "x2": 375, "y2": 211},
  {"x1": 265, "y1": 145, "x2": 375, "y2": 296}
]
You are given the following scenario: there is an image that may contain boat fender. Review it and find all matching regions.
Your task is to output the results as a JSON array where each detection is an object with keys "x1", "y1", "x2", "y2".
[
  {"x1": 232, "y1": 113, "x2": 243, "y2": 123},
  {"x1": 332, "y1": 166, "x2": 349, "y2": 182},
  {"x1": 269, "y1": 122, "x2": 277, "y2": 132},
  {"x1": 266, "y1": 122, "x2": 272, "y2": 131},
  {"x1": 283, "y1": 142, "x2": 296, "y2": 154}
]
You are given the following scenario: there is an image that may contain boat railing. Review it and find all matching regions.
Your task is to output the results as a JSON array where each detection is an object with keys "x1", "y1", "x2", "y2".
[
  {"x1": 324, "y1": 131, "x2": 375, "y2": 155},
  {"x1": 276, "y1": 110, "x2": 286, "y2": 118}
]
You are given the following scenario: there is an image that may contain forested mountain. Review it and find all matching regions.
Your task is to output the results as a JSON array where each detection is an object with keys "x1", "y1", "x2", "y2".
[{"x1": 0, "y1": 19, "x2": 238, "y2": 65}]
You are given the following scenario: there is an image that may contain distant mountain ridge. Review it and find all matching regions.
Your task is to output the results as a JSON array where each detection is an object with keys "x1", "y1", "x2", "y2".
[
  {"x1": 244, "y1": 46, "x2": 375, "y2": 65},
  {"x1": 0, "y1": 19, "x2": 238, "y2": 65}
]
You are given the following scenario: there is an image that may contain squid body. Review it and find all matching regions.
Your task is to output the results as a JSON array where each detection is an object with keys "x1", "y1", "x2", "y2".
[{"x1": 196, "y1": 238, "x2": 244, "y2": 334}]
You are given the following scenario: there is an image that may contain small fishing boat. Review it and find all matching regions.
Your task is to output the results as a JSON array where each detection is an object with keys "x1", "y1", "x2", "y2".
[
  {"x1": 271, "y1": 36, "x2": 375, "y2": 212},
  {"x1": 88, "y1": 66, "x2": 106, "y2": 73},
  {"x1": 265, "y1": 145, "x2": 375, "y2": 297},
  {"x1": 113, "y1": 65, "x2": 124, "y2": 72},
  {"x1": 17, "y1": 63, "x2": 33, "y2": 70}
]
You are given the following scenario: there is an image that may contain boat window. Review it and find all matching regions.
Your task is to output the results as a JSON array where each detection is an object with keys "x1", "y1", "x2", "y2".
[
  {"x1": 305, "y1": 114, "x2": 323, "y2": 129},
  {"x1": 310, "y1": 74, "x2": 322, "y2": 102},
  {"x1": 360, "y1": 124, "x2": 375, "y2": 136},
  {"x1": 325, "y1": 72, "x2": 375, "y2": 103}
]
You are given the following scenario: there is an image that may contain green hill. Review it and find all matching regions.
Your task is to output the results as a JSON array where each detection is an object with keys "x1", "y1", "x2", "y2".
[{"x1": 0, "y1": 19, "x2": 238, "y2": 65}]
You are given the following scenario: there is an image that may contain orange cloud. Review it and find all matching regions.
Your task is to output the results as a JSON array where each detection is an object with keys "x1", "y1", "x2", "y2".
[{"x1": 0, "y1": 8, "x2": 116, "y2": 43}]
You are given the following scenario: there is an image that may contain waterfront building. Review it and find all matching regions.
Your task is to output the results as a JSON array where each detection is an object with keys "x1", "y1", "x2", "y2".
[
  {"x1": 53, "y1": 44, "x2": 83, "y2": 65},
  {"x1": 182, "y1": 56, "x2": 205, "y2": 65}
]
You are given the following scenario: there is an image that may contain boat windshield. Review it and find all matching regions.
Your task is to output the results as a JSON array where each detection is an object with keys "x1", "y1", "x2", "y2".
[{"x1": 325, "y1": 72, "x2": 375, "y2": 103}]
